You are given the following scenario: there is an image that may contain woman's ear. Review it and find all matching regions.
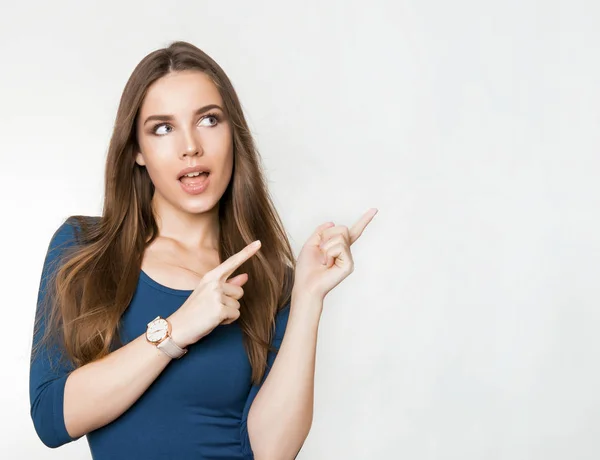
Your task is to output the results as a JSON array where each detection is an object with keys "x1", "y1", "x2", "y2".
[{"x1": 135, "y1": 151, "x2": 146, "y2": 166}]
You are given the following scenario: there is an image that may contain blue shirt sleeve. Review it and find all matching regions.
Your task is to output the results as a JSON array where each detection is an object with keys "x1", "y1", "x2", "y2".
[
  {"x1": 29, "y1": 219, "x2": 83, "y2": 448},
  {"x1": 239, "y1": 301, "x2": 291, "y2": 459}
]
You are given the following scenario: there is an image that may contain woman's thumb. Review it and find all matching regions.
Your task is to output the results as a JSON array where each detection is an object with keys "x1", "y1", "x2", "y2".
[{"x1": 227, "y1": 273, "x2": 248, "y2": 286}]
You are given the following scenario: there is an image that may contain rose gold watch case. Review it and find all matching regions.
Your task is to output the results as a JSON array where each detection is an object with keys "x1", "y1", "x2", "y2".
[{"x1": 145, "y1": 316, "x2": 172, "y2": 345}]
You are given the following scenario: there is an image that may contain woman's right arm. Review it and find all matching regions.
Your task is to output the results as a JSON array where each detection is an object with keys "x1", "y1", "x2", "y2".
[
  {"x1": 62, "y1": 332, "x2": 173, "y2": 438},
  {"x1": 30, "y1": 219, "x2": 258, "y2": 448},
  {"x1": 29, "y1": 220, "x2": 174, "y2": 447}
]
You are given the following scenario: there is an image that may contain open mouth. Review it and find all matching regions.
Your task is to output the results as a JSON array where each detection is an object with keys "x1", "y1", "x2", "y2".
[{"x1": 179, "y1": 171, "x2": 210, "y2": 185}]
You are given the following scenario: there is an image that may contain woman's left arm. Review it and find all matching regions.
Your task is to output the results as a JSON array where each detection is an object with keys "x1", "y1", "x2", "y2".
[
  {"x1": 247, "y1": 208, "x2": 378, "y2": 460},
  {"x1": 246, "y1": 291, "x2": 323, "y2": 460}
]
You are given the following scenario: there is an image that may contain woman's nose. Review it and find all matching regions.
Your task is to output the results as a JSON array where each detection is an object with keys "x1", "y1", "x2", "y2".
[
  {"x1": 183, "y1": 144, "x2": 198, "y2": 157},
  {"x1": 180, "y1": 132, "x2": 202, "y2": 158}
]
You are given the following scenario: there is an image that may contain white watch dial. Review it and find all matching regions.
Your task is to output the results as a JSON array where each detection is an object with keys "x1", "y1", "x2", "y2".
[{"x1": 147, "y1": 318, "x2": 168, "y2": 342}]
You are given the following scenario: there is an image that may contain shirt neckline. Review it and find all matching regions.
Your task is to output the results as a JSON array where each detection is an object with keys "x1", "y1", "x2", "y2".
[{"x1": 139, "y1": 269, "x2": 195, "y2": 297}]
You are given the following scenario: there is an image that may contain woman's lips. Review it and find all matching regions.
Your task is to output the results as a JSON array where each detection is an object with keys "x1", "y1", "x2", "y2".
[{"x1": 179, "y1": 173, "x2": 210, "y2": 195}]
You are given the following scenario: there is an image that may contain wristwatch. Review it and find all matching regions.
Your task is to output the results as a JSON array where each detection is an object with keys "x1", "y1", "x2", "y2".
[{"x1": 145, "y1": 316, "x2": 188, "y2": 359}]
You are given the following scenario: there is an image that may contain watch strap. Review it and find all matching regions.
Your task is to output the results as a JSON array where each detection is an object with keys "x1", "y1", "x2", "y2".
[{"x1": 157, "y1": 336, "x2": 188, "y2": 359}]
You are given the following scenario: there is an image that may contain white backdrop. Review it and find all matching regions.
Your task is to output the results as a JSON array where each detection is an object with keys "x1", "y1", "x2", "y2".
[{"x1": 2, "y1": 1, "x2": 599, "y2": 459}]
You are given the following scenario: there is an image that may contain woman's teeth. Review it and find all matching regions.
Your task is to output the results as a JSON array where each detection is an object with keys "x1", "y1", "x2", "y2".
[
  {"x1": 180, "y1": 172, "x2": 209, "y2": 179},
  {"x1": 183, "y1": 171, "x2": 207, "y2": 178},
  {"x1": 180, "y1": 172, "x2": 209, "y2": 184}
]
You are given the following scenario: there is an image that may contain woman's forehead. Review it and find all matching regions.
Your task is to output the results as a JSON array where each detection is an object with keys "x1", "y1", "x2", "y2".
[{"x1": 140, "y1": 71, "x2": 222, "y2": 116}]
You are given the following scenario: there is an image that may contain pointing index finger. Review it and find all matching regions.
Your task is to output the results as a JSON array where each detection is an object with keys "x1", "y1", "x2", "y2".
[
  {"x1": 212, "y1": 240, "x2": 262, "y2": 280},
  {"x1": 349, "y1": 208, "x2": 378, "y2": 245}
]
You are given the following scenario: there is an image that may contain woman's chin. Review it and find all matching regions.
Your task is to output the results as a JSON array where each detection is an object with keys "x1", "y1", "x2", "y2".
[{"x1": 179, "y1": 195, "x2": 219, "y2": 215}]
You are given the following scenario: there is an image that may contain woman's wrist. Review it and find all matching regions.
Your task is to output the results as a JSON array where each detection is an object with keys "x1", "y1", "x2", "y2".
[
  {"x1": 291, "y1": 288, "x2": 324, "y2": 315},
  {"x1": 166, "y1": 313, "x2": 194, "y2": 349}
]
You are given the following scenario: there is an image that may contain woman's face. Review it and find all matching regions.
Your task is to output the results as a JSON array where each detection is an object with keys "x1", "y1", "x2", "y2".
[{"x1": 135, "y1": 70, "x2": 233, "y2": 214}]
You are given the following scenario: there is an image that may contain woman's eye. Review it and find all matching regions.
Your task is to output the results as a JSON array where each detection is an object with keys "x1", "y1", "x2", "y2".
[
  {"x1": 152, "y1": 114, "x2": 219, "y2": 136},
  {"x1": 200, "y1": 115, "x2": 219, "y2": 127},
  {"x1": 153, "y1": 124, "x2": 172, "y2": 135}
]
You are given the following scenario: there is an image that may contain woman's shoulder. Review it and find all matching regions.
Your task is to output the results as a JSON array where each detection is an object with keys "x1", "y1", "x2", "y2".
[
  {"x1": 51, "y1": 215, "x2": 102, "y2": 243},
  {"x1": 45, "y1": 215, "x2": 102, "y2": 258}
]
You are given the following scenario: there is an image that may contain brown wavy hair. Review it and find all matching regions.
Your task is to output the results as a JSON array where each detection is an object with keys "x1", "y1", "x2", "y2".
[{"x1": 32, "y1": 40, "x2": 296, "y2": 384}]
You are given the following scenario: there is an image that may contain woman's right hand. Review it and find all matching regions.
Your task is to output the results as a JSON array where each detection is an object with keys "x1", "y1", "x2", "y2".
[{"x1": 167, "y1": 240, "x2": 262, "y2": 348}]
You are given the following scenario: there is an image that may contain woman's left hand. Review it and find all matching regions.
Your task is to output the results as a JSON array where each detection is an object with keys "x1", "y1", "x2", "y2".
[{"x1": 293, "y1": 208, "x2": 378, "y2": 300}]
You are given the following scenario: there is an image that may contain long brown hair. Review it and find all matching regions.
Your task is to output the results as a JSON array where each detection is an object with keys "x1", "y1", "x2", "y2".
[{"x1": 33, "y1": 41, "x2": 296, "y2": 384}]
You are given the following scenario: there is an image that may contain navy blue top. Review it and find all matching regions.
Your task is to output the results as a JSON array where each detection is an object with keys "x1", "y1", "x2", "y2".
[{"x1": 29, "y1": 218, "x2": 291, "y2": 459}]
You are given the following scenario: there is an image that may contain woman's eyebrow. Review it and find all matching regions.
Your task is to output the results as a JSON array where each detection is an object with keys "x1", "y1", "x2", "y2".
[{"x1": 143, "y1": 104, "x2": 224, "y2": 126}]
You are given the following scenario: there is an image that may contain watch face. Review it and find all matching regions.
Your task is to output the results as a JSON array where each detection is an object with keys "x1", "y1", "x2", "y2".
[{"x1": 146, "y1": 318, "x2": 168, "y2": 343}]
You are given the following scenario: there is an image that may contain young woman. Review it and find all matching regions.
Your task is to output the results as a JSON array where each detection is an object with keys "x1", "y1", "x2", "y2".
[{"x1": 29, "y1": 40, "x2": 377, "y2": 460}]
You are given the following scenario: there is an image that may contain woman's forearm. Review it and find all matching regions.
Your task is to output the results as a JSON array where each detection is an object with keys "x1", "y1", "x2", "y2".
[
  {"x1": 63, "y1": 332, "x2": 173, "y2": 438},
  {"x1": 247, "y1": 291, "x2": 323, "y2": 460}
]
